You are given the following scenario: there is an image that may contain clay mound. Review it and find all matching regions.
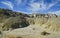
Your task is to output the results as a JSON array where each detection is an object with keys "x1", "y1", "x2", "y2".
[
  {"x1": 2, "y1": 16, "x2": 29, "y2": 31},
  {"x1": 42, "y1": 18, "x2": 60, "y2": 31},
  {"x1": 27, "y1": 17, "x2": 47, "y2": 25}
]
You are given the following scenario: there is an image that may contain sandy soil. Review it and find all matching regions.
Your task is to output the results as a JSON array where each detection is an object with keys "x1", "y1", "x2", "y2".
[{"x1": 2, "y1": 25, "x2": 60, "y2": 38}]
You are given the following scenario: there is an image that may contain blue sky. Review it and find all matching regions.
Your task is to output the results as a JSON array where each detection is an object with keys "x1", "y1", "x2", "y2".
[{"x1": 0, "y1": 0, "x2": 60, "y2": 15}]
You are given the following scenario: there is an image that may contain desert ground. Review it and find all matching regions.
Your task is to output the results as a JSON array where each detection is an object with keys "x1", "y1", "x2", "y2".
[
  {"x1": 2, "y1": 25, "x2": 60, "y2": 38},
  {"x1": 0, "y1": 8, "x2": 60, "y2": 38}
]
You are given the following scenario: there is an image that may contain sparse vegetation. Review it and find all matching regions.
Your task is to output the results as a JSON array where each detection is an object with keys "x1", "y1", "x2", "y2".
[{"x1": 0, "y1": 8, "x2": 60, "y2": 38}]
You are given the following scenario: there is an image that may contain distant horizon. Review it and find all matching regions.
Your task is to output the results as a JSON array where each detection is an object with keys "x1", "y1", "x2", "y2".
[{"x1": 0, "y1": 8, "x2": 59, "y2": 16}]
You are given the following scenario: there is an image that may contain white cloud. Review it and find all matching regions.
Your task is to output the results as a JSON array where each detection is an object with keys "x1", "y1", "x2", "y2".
[
  {"x1": 48, "y1": 3, "x2": 55, "y2": 9},
  {"x1": 49, "y1": 10, "x2": 60, "y2": 15},
  {"x1": 28, "y1": 1, "x2": 47, "y2": 12},
  {"x1": 30, "y1": 0, "x2": 35, "y2": 3},
  {"x1": 29, "y1": 3, "x2": 40, "y2": 11},
  {"x1": 15, "y1": 0, "x2": 22, "y2": 5},
  {"x1": 28, "y1": 0, "x2": 59, "y2": 13},
  {"x1": 47, "y1": 0, "x2": 58, "y2": 9},
  {"x1": 1, "y1": 1, "x2": 14, "y2": 10},
  {"x1": 15, "y1": 0, "x2": 27, "y2": 5},
  {"x1": 16, "y1": 10, "x2": 30, "y2": 14}
]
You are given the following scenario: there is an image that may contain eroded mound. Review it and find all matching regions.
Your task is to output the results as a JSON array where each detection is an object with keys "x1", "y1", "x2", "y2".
[{"x1": 42, "y1": 17, "x2": 60, "y2": 31}]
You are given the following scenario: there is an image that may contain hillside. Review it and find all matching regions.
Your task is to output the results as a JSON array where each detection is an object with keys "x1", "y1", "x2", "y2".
[
  {"x1": 0, "y1": 8, "x2": 60, "y2": 38},
  {"x1": 0, "y1": 8, "x2": 30, "y2": 31}
]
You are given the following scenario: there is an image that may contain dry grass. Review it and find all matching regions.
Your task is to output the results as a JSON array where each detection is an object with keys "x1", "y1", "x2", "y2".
[{"x1": 42, "y1": 17, "x2": 60, "y2": 31}]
